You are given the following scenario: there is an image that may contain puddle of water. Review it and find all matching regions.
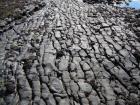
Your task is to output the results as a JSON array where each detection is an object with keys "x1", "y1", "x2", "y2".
[{"x1": 117, "y1": 0, "x2": 140, "y2": 9}]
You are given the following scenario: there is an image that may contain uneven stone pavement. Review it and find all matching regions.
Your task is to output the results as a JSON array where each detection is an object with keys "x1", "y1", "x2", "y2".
[{"x1": 0, "y1": 0, "x2": 140, "y2": 105}]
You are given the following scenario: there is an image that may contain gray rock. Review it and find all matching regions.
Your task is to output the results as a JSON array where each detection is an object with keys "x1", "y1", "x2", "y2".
[
  {"x1": 85, "y1": 71, "x2": 94, "y2": 82},
  {"x1": 80, "y1": 61, "x2": 90, "y2": 71},
  {"x1": 102, "y1": 23, "x2": 109, "y2": 27},
  {"x1": 77, "y1": 69, "x2": 85, "y2": 79},
  {"x1": 128, "y1": 86, "x2": 138, "y2": 94},
  {"x1": 5, "y1": 76, "x2": 16, "y2": 94},
  {"x1": 88, "y1": 94, "x2": 100, "y2": 105},
  {"x1": 47, "y1": 94, "x2": 56, "y2": 105},
  {"x1": 49, "y1": 77, "x2": 64, "y2": 93},
  {"x1": 55, "y1": 31, "x2": 61, "y2": 38},
  {"x1": 59, "y1": 99, "x2": 70, "y2": 105},
  {"x1": 78, "y1": 80, "x2": 92, "y2": 94},
  {"x1": 2, "y1": 0, "x2": 140, "y2": 105},
  {"x1": 59, "y1": 57, "x2": 69, "y2": 71},
  {"x1": 115, "y1": 99, "x2": 125, "y2": 105},
  {"x1": 41, "y1": 83, "x2": 50, "y2": 99},
  {"x1": 70, "y1": 63, "x2": 76, "y2": 71},
  {"x1": 70, "y1": 81, "x2": 79, "y2": 100},
  {"x1": 39, "y1": 99, "x2": 46, "y2": 105},
  {"x1": 41, "y1": 76, "x2": 49, "y2": 83},
  {"x1": 19, "y1": 90, "x2": 32, "y2": 100},
  {"x1": 0, "y1": 20, "x2": 6, "y2": 27},
  {"x1": 19, "y1": 100, "x2": 30, "y2": 105},
  {"x1": 44, "y1": 63, "x2": 54, "y2": 76},
  {"x1": 32, "y1": 80, "x2": 41, "y2": 96},
  {"x1": 4, "y1": 94, "x2": 18, "y2": 105},
  {"x1": 70, "y1": 72, "x2": 78, "y2": 81},
  {"x1": 79, "y1": 50, "x2": 87, "y2": 57},
  {"x1": 62, "y1": 71, "x2": 70, "y2": 83},
  {"x1": 81, "y1": 98, "x2": 89, "y2": 105},
  {"x1": 54, "y1": 92, "x2": 67, "y2": 98},
  {"x1": 73, "y1": 38, "x2": 80, "y2": 44},
  {"x1": 66, "y1": 39, "x2": 72, "y2": 47},
  {"x1": 33, "y1": 96, "x2": 41, "y2": 105}
]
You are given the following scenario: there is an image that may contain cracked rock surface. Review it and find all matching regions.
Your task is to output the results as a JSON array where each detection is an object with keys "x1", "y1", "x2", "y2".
[{"x1": 0, "y1": 0, "x2": 140, "y2": 105}]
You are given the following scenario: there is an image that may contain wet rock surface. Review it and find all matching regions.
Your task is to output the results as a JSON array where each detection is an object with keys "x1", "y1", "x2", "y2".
[{"x1": 0, "y1": 0, "x2": 140, "y2": 105}]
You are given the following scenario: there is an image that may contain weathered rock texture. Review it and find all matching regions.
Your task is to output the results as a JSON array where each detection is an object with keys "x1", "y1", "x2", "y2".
[{"x1": 0, "y1": 0, "x2": 140, "y2": 105}]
